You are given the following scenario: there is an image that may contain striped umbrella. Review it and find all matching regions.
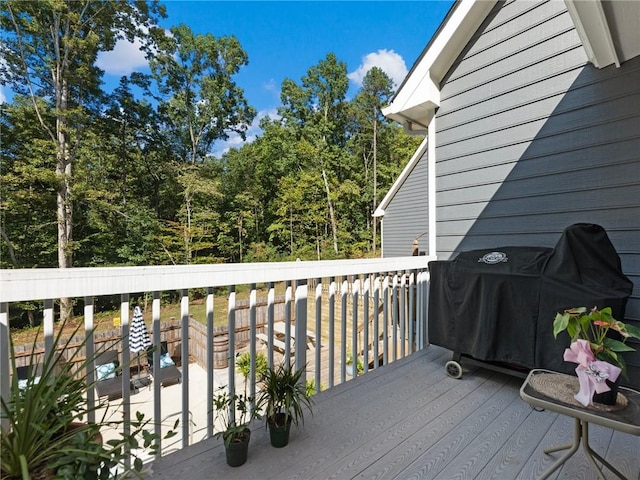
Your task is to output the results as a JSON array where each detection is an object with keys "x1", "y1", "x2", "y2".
[{"x1": 130, "y1": 306, "x2": 151, "y2": 373}]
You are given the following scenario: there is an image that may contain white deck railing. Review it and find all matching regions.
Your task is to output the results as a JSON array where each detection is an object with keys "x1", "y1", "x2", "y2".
[{"x1": 0, "y1": 256, "x2": 432, "y2": 460}]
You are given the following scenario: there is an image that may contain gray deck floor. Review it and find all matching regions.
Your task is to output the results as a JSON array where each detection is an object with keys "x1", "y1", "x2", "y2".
[{"x1": 149, "y1": 346, "x2": 640, "y2": 480}]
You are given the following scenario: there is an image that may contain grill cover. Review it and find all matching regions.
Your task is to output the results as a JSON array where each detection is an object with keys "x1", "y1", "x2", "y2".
[{"x1": 428, "y1": 224, "x2": 633, "y2": 374}]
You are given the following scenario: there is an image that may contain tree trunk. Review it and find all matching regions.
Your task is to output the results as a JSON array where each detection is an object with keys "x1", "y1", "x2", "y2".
[
  {"x1": 321, "y1": 168, "x2": 338, "y2": 255},
  {"x1": 372, "y1": 113, "x2": 378, "y2": 255},
  {"x1": 56, "y1": 78, "x2": 73, "y2": 320}
]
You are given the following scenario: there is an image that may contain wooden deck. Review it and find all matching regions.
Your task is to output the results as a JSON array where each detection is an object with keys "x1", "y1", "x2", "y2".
[{"x1": 149, "y1": 346, "x2": 640, "y2": 480}]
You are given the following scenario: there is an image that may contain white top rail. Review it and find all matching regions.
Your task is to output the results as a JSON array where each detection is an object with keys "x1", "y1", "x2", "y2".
[{"x1": 0, "y1": 256, "x2": 434, "y2": 302}]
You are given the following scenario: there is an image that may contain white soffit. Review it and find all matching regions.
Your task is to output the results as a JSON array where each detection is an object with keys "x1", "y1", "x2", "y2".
[
  {"x1": 382, "y1": 0, "x2": 497, "y2": 130},
  {"x1": 565, "y1": 0, "x2": 640, "y2": 68}
]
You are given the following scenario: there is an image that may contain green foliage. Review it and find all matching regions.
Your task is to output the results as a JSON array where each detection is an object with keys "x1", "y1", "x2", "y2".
[
  {"x1": 2, "y1": 5, "x2": 418, "y2": 272},
  {"x1": 257, "y1": 362, "x2": 313, "y2": 428},
  {"x1": 235, "y1": 352, "x2": 268, "y2": 380},
  {"x1": 212, "y1": 386, "x2": 259, "y2": 448},
  {"x1": 554, "y1": 306, "x2": 640, "y2": 379},
  {"x1": 0, "y1": 321, "x2": 176, "y2": 479}
]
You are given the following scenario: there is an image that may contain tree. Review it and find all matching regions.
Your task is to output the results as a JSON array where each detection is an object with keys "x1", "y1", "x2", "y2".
[
  {"x1": 147, "y1": 24, "x2": 255, "y2": 262},
  {"x1": 0, "y1": 0, "x2": 164, "y2": 318},
  {"x1": 350, "y1": 67, "x2": 394, "y2": 254},
  {"x1": 279, "y1": 53, "x2": 350, "y2": 255}
]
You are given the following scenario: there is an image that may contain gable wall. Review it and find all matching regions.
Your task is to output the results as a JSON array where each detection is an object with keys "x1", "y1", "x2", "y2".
[
  {"x1": 381, "y1": 149, "x2": 429, "y2": 257},
  {"x1": 435, "y1": 0, "x2": 640, "y2": 383}
]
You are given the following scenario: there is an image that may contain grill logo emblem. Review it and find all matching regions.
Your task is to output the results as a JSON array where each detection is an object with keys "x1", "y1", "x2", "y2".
[{"x1": 479, "y1": 251, "x2": 508, "y2": 264}]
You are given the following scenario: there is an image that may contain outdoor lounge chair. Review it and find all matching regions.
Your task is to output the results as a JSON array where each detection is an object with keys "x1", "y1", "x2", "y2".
[
  {"x1": 146, "y1": 341, "x2": 181, "y2": 387},
  {"x1": 94, "y1": 350, "x2": 136, "y2": 401},
  {"x1": 16, "y1": 363, "x2": 43, "y2": 390}
]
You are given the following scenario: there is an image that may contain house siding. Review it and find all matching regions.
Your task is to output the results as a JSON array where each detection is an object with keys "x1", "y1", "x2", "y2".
[
  {"x1": 381, "y1": 149, "x2": 429, "y2": 258},
  {"x1": 434, "y1": 1, "x2": 640, "y2": 382}
]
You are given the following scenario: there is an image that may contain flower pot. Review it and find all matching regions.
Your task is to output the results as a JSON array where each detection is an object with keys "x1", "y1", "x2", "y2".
[
  {"x1": 592, "y1": 378, "x2": 620, "y2": 406},
  {"x1": 268, "y1": 414, "x2": 291, "y2": 448},
  {"x1": 224, "y1": 428, "x2": 251, "y2": 467}
]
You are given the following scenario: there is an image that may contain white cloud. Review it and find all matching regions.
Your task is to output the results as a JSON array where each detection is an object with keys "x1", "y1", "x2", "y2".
[
  {"x1": 96, "y1": 37, "x2": 148, "y2": 76},
  {"x1": 211, "y1": 108, "x2": 280, "y2": 157},
  {"x1": 348, "y1": 49, "x2": 408, "y2": 88}
]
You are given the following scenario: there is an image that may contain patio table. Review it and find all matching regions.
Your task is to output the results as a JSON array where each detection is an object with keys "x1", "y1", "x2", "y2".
[{"x1": 520, "y1": 369, "x2": 640, "y2": 480}]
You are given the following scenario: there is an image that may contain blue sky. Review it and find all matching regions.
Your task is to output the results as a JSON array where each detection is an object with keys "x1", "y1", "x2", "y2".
[{"x1": 6, "y1": 1, "x2": 455, "y2": 155}]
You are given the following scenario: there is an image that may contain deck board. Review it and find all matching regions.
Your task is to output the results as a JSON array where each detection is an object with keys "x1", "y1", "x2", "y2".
[{"x1": 149, "y1": 346, "x2": 640, "y2": 480}]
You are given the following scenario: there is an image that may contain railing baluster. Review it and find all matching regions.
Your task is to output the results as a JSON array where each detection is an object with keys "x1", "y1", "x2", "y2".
[
  {"x1": 383, "y1": 274, "x2": 389, "y2": 365},
  {"x1": 373, "y1": 276, "x2": 380, "y2": 369},
  {"x1": 267, "y1": 282, "x2": 275, "y2": 368},
  {"x1": 392, "y1": 274, "x2": 398, "y2": 361},
  {"x1": 409, "y1": 272, "x2": 415, "y2": 354},
  {"x1": 84, "y1": 297, "x2": 96, "y2": 424},
  {"x1": 351, "y1": 276, "x2": 359, "y2": 378},
  {"x1": 121, "y1": 294, "x2": 131, "y2": 470},
  {"x1": 400, "y1": 273, "x2": 406, "y2": 358},
  {"x1": 1, "y1": 302, "x2": 9, "y2": 431},
  {"x1": 227, "y1": 285, "x2": 236, "y2": 425},
  {"x1": 315, "y1": 278, "x2": 322, "y2": 394},
  {"x1": 206, "y1": 287, "x2": 214, "y2": 439},
  {"x1": 328, "y1": 276, "x2": 336, "y2": 388},
  {"x1": 152, "y1": 291, "x2": 162, "y2": 456},
  {"x1": 294, "y1": 279, "x2": 307, "y2": 378},
  {"x1": 340, "y1": 277, "x2": 348, "y2": 383},
  {"x1": 284, "y1": 281, "x2": 292, "y2": 360},
  {"x1": 180, "y1": 290, "x2": 190, "y2": 447},
  {"x1": 249, "y1": 284, "x2": 257, "y2": 404},
  {"x1": 44, "y1": 299, "x2": 54, "y2": 357},
  {"x1": 363, "y1": 275, "x2": 370, "y2": 374}
]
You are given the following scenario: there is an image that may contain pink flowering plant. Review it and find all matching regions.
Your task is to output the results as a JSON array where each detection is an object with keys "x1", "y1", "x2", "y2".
[{"x1": 554, "y1": 306, "x2": 640, "y2": 380}]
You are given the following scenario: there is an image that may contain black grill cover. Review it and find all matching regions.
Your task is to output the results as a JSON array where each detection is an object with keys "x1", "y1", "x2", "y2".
[{"x1": 428, "y1": 224, "x2": 633, "y2": 374}]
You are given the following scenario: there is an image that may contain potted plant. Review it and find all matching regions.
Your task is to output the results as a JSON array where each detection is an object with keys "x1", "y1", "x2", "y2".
[
  {"x1": 256, "y1": 362, "x2": 313, "y2": 448},
  {"x1": 1, "y1": 322, "x2": 175, "y2": 479},
  {"x1": 553, "y1": 306, "x2": 640, "y2": 406},
  {"x1": 212, "y1": 385, "x2": 259, "y2": 467}
]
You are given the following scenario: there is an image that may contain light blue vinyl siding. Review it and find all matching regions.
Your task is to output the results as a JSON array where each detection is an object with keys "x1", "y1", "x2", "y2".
[{"x1": 381, "y1": 150, "x2": 429, "y2": 258}]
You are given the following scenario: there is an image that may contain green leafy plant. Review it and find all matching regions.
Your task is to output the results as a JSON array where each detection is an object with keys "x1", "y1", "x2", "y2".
[
  {"x1": 235, "y1": 352, "x2": 268, "y2": 380},
  {"x1": 1, "y1": 322, "x2": 177, "y2": 479},
  {"x1": 212, "y1": 386, "x2": 260, "y2": 448},
  {"x1": 256, "y1": 362, "x2": 313, "y2": 429},
  {"x1": 554, "y1": 306, "x2": 640, "y2": 378},
  {"x1": 346, "y1": 353, "x2": 364, "y2": 375}
]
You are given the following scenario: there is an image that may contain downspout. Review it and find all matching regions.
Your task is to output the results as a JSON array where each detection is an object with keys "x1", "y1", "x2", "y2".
[{"x1": 428, "y1": 116, "x2": 437, "y2": 259}]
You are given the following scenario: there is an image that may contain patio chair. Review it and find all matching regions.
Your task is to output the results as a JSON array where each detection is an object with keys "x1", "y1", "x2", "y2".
[
  {"x1": 146, "y1": 341, "x2": 181, "y2": 387},
  {"x1": 94, "y1": 350, "x2": 136, "y2": 401},
  {"x1": 16, "y1": 363, "x2": 43, "y2": 390}
]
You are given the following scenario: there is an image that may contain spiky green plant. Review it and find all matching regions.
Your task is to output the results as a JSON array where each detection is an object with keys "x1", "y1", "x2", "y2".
[
  {"x1": 256, "y1": 362, "x2": 313, "y2": 428},
  {"x1": 1, "y1": 322, "x2": 176, "y2": 479}
]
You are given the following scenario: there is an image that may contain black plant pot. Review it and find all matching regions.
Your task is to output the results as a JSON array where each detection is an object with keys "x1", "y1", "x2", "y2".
[
  {"x1": 592, "y1": 378, "x2": 620, "y2": 406},
  {"x1": 268, "y1": 414, "x2": 291, "y2": 448},
  {"x1": 224, "y1": 428, "x2": 251, "y2": 467}
]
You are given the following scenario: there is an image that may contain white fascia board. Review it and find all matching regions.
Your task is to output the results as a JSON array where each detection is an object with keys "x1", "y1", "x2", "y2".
[
  {"x1": 565, "y1": 0, "x2": 620, "y2": 68},
  {"x1": 383, "y1": 0, "x2": 497, "y2": 128},
  {"x1": 374, "y1": 135, "x2": 430, "y2": 218}
]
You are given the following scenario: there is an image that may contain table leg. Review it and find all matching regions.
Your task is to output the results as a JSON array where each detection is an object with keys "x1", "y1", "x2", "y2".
[
  {"x1": 581, "y1": 422, "x2": 628, "y2": 480},
  {"x1": 539, "y1": 418, "x2": 582, "y2": 480}
]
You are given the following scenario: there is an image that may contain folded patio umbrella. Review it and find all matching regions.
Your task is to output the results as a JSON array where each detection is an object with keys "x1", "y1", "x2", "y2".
[{"x1": 130, "y1": 306, "x2": 152, "y2": 374}]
